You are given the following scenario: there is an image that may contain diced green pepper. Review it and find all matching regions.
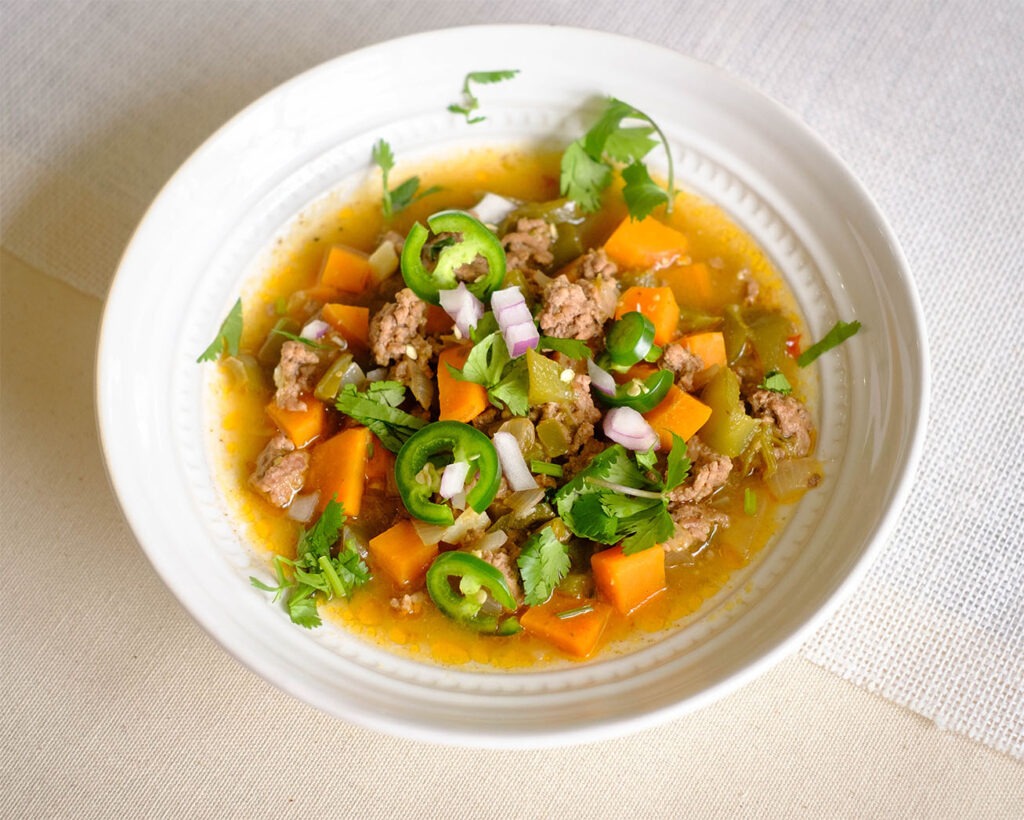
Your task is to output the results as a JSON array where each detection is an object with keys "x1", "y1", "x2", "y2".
[
  {"x1": 313, "y1": 353, "x2": 355, "y2": 401},
  {"x1": 526, "y1": 348, "x2": 573, "y2": 404},
  {"x1": 700, "y1": 367, "x2": 757, "y2": 457},
  {"x1": 536, "y1": 418, "x2": 571, "y2": 457}
]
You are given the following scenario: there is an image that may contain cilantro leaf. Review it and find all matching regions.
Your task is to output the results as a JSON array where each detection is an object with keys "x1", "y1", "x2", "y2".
[
  {"x1": 620, "y1": 507, "x2": 675, "y2": 554},
  {"x1": 517, "y1": 525, "x2": 571, "y2": 605},
  {"x1": 448, "y1": 69, "x2": 520, "y2": 123},
  {"x1": 197, "y1": 298, "x2": 243, "y2": 362},
  {"x1": 248, "y1": 499, "x2": 371, "y2": 629},
  {"x1": 760, "y1": 370, "x2": 793, "y2": 394},
  {"x1": 372, "y1": 139, "x2": 440, "y2": 218},
  {"x1": 454, "y1": 331, "x2": 510, "y2": 385},
  {"x1": 621, "y1": 160, "x2": 671, "y2": 222},
  {"x1": 539, "y1": 336, "x2": 592, "y2": 360},
  {"x1": 663, "y1": 434, "x2": 692, "y2": 492},
  {"x1": 334, "y1": 382, "x2": 427, "y2": 453},
  {"x1": 559, "y1": 141, "x2": 611, "y2": 213},
  {"x1": 560, "y1": 97, "x2": 676, "y2": 220},
  {"x1": 797, "y1": 320, "x2": 862, "y2": 367},
  {"x1": 635, "y1": 447, "x2": 658, "y2": 472},
  {"x1": 488, "y1": 357, "x2": 530, "y2": 416}
]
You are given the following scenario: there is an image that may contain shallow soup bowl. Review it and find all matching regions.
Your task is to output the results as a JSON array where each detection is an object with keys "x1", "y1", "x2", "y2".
[{"x1": 96, "y1": 25, "x2": 928, "y2": 747}]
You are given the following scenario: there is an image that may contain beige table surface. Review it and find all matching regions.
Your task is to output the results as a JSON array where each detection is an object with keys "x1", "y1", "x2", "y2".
[{"x1": 3, "y1": 1, "x2": 1022, "y2": 817}]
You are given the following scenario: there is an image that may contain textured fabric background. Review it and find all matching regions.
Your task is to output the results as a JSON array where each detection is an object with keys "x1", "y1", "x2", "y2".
[{"x1": 3, "y1": 1, "x2": 1023, "y2": 814}]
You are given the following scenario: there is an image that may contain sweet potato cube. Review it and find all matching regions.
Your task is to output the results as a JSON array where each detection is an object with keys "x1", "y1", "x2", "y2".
[
  {"x1": 265, "y1": 398, "x2": 326, "y2": 448},
  {"x1": 368, "y1": 520, "x2": 439, "y2": 588},
  {"x1": 643, "y1": 385, "x2": 712, "y2": 449},
  {"x1": 520, "y1": 593, "x2": 612, "y2": 659},
  {"x1": 602, "y1": 216, "x2": 689, "y2": 271},
  {"x1": 307, "y1": 426, "x2": 371, "y2": 516},
  {"x1": 591, "y1": 544, "x2": 666, "y2": 616},
  {"x1": 319, "y1": 245, "x2": 372, "y2": 293},
  {"x1": 321, "y1": 303, "x2": 370, "y2": 348}
]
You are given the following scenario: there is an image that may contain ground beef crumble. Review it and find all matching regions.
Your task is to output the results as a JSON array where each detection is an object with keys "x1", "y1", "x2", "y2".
[
  {"x1": 369, "y1": 287, "x2": 429, "y2": 366},
  {"x1": 748, "y1": 389, "x2": 814, "y2": 458},
  {"x1": 249, "y1": 433, "x2": 309, "y2": 508},
  {"x1": 501, "y1": 217, "x2": 554, "y2": 271},
  {"x1": 273, "y1": 341, "x2": 321, "y2": 411}
]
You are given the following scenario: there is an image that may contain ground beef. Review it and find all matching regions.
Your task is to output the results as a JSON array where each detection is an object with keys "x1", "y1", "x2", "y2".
[
  {"x1": 662, "y1": 504, "x2": 729, "y2": 553},
  {"x1": 536, "y1": 274, "x2": 617, "y2": 340},
  {"x1": 562, "y1": 437, "x2": 606, "y2": 481},
  {"x1": 273, "y1": 340, "x2": 321, "y2": 411},
  {"x1": 577, "y1": 248, "x2": 617, "y2": 282},
  {"x1": 539, "y1": 373, "x2": 602, "y2": 456},
  {"x1": 478, "y1": 547, "x2": 524, "y2": 605},
  {"x1": 249, "y1": 433, "x2": 309, "y2": 508},
  {"x1": 501, "y1": 217, "x2": 554, "y2": 271},
  {"x1": 369, "y1": 287, "x2": 428, "y2": 366},
  {"x1": 748, "y1": 389, "x2": 814, "y2": 458},
  {"x1": 668, "y1": 437, "x2": 732, "y2": 505},
  {"x1": 660, "y1": 343, "x2": 704, "y2": 392}
]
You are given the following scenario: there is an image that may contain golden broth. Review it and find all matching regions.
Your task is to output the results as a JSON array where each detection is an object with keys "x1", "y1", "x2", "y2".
[{"x1": 210, "y1": 146, "x2": 811, "y2": 669}]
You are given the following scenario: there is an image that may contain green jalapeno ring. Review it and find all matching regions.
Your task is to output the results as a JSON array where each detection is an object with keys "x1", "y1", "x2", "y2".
[
  {"x1": 425, "y1": 551, "x2": 517, "y2": 632},
  {"x1": 595, "y1": 369, "x2": 675, "y2": 413},
  {"x1": 606, "y1": 311, "x2": 657, "y2": 367},
  {"x1": 400, "y1": 210, "x2": 506, "y2": 305},
  {"x1": 394, "y1": 421, "x2": 501, "y2": 526}
]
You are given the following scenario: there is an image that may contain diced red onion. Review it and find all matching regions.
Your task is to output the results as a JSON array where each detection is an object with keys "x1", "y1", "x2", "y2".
[
  {"x1": 286, "y1": 492, "x2": 319, "y2": 523},
  {"x1": 587, "y1": 358, "x2": 617, "y2": 396},
  {"x1": 491, "y1": 285, "x2": 539, "y2": 357},
  {"x1": 471, "y1": 193, "x2": 518, "y2": 226},
  {"x1": 300, "y1": 319, "x2": 330, "y2": 341},
  {"x1": 492, "y1": 431, "x2": 538, "y2": 491},
  {"x1": 439, "y1": 460, "x2": 470, "y2": 499},
  {"x1": 603, "y1": 407, "x2": 660, "y2": 451},
  {"x1": 439, "y1": 282, "x2": 484, "y2": 337}
]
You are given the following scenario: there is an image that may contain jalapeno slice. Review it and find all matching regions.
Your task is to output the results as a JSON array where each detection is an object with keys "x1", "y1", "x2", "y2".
[
  {"x1": 606, "y1": 311, "x2": 658, "y2": 367},
  {"x1": 394, "y1": 421, "x2": 501, "y2": 526},
  {"x1": 425, "y1": 551, "x2": 517, "y2": 632},
  {"x1": 595, "y1": 369, "x2": 675, "y2": 412},
  {"x1": 400, "y1": 210, "x2": 506, "y2": 305}
]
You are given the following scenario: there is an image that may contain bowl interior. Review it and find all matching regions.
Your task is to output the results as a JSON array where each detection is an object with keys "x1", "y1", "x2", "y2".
[{"x1": 97, "y1": 25, "x2": 927, "y2": 747}]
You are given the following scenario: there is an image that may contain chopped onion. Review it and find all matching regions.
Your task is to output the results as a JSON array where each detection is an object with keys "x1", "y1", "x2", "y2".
[
  {"x1": 587, "y1": 358, "x2": 617, "y2": 396},
  {"x1": 439, "y1": 460, "x2": 470, "y2": 499},
  {"x1": 441, "y1": 509, "x2": 490, "y2": 545},
  {"x1": 439, "y1": 282, "x2": 484, "y2": 337},
  {"x1": 470, "y1": 530, "x2": 509, "y2": 554},
  {"x1": 603, "y1": 407, "x2": 660, "y2": 451},
  {"x1": 491, "y1": 285, "x2": 540, "y2": 357},
  {"x1": 365, "y1": 367, "x2": 388, "y2": 382},
  {"x1": 411, "y1": 519, "x2": 446, "y2": 546},
  {"x1": 450, "y1": 491, "x2": 468, "y2": 511},
  {"x1": 286, "y1": 492, "x2": 319, "y2": 523},
  {"x1": 471, "y1": 193, "x2": 519, "y2": 226},
  {"x1": 367, "y1": 240, "x2": 399, "y2": 284},
  {"x1": 765, "y1": 457, "x2": 824, "y2": 503},
  {"x1": 493, "y1": 431, "x2": 538, "y2": 491},
  {"x1": 300, "y1": 318, "x2": 330, "y2": 341},
  {"x1": 505, "y1": 488, "x2": 546, "y2": 517}
]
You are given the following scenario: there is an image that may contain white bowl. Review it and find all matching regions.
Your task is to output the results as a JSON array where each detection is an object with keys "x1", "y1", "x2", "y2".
[{"x1": 96, "y1": 25, "x2": 928, "y2": 747}]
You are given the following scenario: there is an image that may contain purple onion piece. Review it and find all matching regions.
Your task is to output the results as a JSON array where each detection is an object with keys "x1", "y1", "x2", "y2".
[
  {"x1": 587, "y1": 358, "x2": 617, "y2": 396},
  {"x1": 603, "y1": 407, "x2": 660, "y2": 451},
  {"x1": 438, "y1": 283, "x2": 484, "y2": 337}
]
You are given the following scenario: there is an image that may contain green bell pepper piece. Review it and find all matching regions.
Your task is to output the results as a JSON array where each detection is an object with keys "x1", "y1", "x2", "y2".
[
  {"x1": 394, "y1": 421, "x2": 501, "y2": 526},
  {"x1": 425, "y1": 551, "x2": 517, "y2": 632},
  {"x1": 400, "y1": 210, "x2": 506, "y2": 305}
]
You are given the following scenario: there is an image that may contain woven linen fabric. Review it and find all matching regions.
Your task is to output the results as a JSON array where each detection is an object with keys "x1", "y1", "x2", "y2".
[{"x1": 2, "y1": 0, "x2": 1022, "y2": 761}]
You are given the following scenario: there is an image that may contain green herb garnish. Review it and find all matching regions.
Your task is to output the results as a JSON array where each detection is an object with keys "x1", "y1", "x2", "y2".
[
  {"x1": 270, "y1": 327, "x2": 330, "y2": 350},
  {"x1": 334, "y1": 381, "x2": 427, "y2": 453},
  {"x1": 556, "y1": 604, "x2": 595, "y2": 620},
  {"x1": 760, "y1": 370, "x2": 793, "y2": 395},
  {"x1": 196, "y1": 298, "x2": 243, "y2": 362},
  {"x1": 539, "y1": 335, "x2": 592, "y2": 360},
  {"x1": 531, "y1": 460, "x2": 564, "y2": 478},
  {"x1": 249, "y1": 499, "x2": 370, "y2": 628},
  {"x1": 744, "y1": 487, "x2": 758, "y2": 516},
  {"x1": 555, "y1": 436, "x2": 690, "y2": 555},
  {"x1": 561, "y1": 97, "x2": 675, "y2": 220},
  {"x1": 372, "y1": 139, "x2": 442, "y2": 219},
  {"x1": 448, "y1": 69, "x2": 520, "y2": 123},
  {"x1": 446, "y1": 330, "x2": 530, "y2": 415},
  {"x1": 517, "y1": 525, "x2": 571, "y2": 605},
  {"x1": 797, "y1": 320, "x2": 862, "y2": 367}
]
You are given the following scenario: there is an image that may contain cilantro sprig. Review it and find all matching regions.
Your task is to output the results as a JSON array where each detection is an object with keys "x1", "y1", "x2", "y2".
[
  {"x1": 249, "y1": 499, "x2": 370, "y2": 628},
  {"x1": 334, "y1": 380, "x2": 427, "y2": 453},
  {"x1": 448, "y1": 69, "x2": 520, "y2": 123},
  {"x1": 196, "y1": 298, "x2": 243, "y2": 363},
  {"x1": 797, "y1": 320, "x2": 862, "y2": 367},
  {"x1": 759, "y1": 370, "x2": 793, "y2": 395},
  {"x1": 372, "y1": 139, "x2": 441, "y2": 219},
  {"x1": 555, "y1": 437, "x2": 691, "y2": 554},
  {"x1": 561, "y1": 97, "x2": 675, "y2": 221},
  {"x1": 446, "y1": 330, "x2": 530, "y2": 415},
  {"x1": 517, "y1": 525, "x2": 571, "y2": 605}
]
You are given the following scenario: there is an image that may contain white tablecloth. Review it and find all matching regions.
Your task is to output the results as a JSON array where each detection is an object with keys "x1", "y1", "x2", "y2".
[{"x1": 3, "y1": 2, "x2": 1023, "y2": 812}]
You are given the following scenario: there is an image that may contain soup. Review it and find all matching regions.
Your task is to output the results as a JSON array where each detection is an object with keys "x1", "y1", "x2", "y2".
[{"x1": 208, "y1": 146, "x2": 825, "y2": 668}]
